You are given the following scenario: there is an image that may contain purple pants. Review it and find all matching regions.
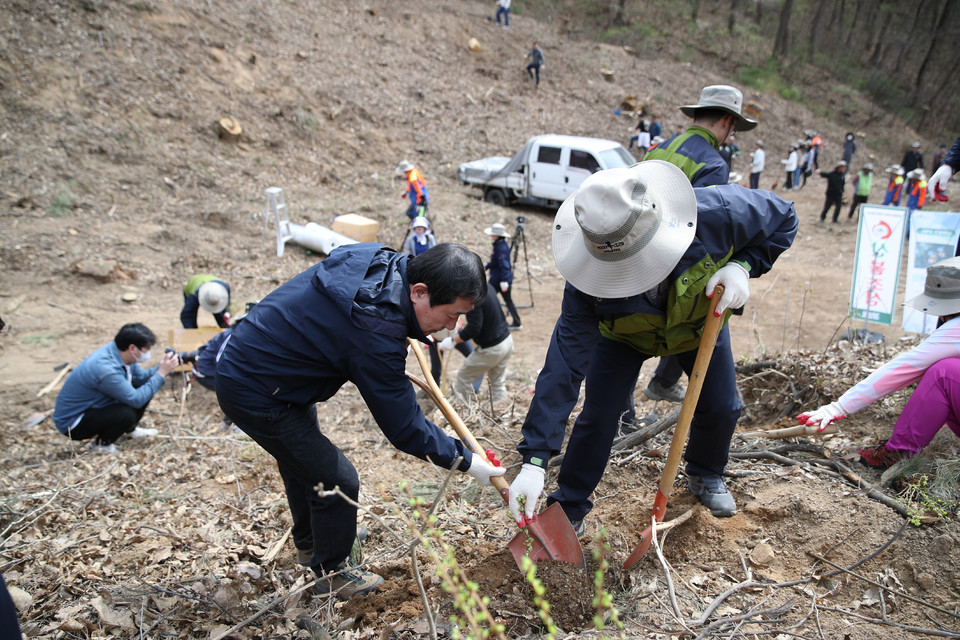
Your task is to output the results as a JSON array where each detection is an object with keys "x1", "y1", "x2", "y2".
[{"x1": 888, "y1": 358, "x2": 960, "y2": 454}]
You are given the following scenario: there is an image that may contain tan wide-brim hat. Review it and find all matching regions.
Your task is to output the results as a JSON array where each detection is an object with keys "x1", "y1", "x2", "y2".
[
  {"x1": 905, "y1": 256, "x2": 960, "y2": 317},
  {"x1": 679, "y1": 85, "x2": 758, "y2": 132},
  {"x1": 552, "y1": 160, "x2": 697, "y2": 298},
  {"x1": 198, "y1": 282, "x2": 229, "y2": 314}
]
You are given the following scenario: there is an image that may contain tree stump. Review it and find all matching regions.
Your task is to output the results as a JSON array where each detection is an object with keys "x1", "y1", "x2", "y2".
[{"x1": 217, "y1": 116, "x2": 242, "y2": 142}]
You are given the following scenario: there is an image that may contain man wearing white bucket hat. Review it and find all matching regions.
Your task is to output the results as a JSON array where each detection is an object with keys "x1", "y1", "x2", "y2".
[
  {"x1": 181, "y1": 274, "x2": 232, "y2": 329},
  {"x1": 799, "y1": 256, "x2": 960, "y2": 468},
  {"x1": 510, "y1": 161, "x2": 797, "y2": 528}
]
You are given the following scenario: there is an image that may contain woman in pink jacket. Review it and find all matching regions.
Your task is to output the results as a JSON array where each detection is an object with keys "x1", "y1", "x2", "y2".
[{"x1": 798, "y1": 256, "x2": 960, "y2": 468}]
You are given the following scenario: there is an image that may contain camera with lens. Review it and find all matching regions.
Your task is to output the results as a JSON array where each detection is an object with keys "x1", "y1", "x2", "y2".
[{"x1": 165, "y1": 347, "x2": 196, "y2": 363}]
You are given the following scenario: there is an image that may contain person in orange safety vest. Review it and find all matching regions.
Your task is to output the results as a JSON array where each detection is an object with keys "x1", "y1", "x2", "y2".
[
  {"x1": 882, "y1": 164, "x2": 905, "y2": 206},
  {"x1": 395, "y1": 160, "x2": 429, "y2": 219}
]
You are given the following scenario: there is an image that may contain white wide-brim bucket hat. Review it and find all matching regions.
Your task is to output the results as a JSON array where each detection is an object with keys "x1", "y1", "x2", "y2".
[
  {"x1": 552, "y1": 160, "x2": 697, "y2": 298},
  {"x1": 198, "y1": 282, "x2": 229, "y2": 314},
  {"x1": 679, "y1": 85, "x2": 758, "y2": 132},
  {"x1": 484, "y1": 222, "x2": 511, "y2": 238},
  {"x1": 905, "y1": 256, "x2": 960, "y2": 317}
]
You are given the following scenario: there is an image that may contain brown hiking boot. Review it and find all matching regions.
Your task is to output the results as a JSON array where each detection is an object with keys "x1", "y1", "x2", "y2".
[
  {"x1": 857, "y1": 441, "x2": 905, "y2": 469},
  {"x1": 316, "y1": 561, "x2": 382, "y2": 600}
]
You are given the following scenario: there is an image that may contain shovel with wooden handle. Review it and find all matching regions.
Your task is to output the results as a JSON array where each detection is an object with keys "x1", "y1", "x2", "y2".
[
  {"x1": 623, "y1": 285, "x2": 725, "y2": 570},
  {"x1": 407, "y1": 338, "x2": 585, "y2": 569}
]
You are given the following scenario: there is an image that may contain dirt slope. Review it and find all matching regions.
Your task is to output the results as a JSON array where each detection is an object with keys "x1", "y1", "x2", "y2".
[{"x1": 1, "y1": 1, "x2": 959, "y2": 639}]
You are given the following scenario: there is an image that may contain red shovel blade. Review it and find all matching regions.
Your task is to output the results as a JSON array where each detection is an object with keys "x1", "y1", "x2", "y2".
[
  {"x1": 506, "y1": 502, "x2": 586, "y2": 569},
  {"x1": 622, "y1": 488, "x2": 669, "y2": 570}
]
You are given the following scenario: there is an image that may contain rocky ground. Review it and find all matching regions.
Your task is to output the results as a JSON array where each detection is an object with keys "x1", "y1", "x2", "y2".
[{"x1": 1, "y1": 1, "x2": 959, "y2": 638}]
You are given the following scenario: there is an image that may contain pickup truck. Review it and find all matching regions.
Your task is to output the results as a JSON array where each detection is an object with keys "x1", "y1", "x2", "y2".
[{"x1": 456, "y1": 134, "x2": 634, "y2": 208}]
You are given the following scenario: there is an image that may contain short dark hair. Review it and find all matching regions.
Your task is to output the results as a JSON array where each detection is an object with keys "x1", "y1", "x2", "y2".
[
  {"x1": 407, "y1": 243, "x2": 486, "y2": 307},
  {"x1": 115, "y1": 323, "x2": 156, "y2": 351},
  {"x1": 692, "y1": 108, "x2": 735, "y2": 126}
]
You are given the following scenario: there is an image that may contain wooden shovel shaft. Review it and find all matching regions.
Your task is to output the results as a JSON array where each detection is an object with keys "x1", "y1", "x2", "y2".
[
  {"x1": 624, "y1": 287, "x2": 725, "y2": 569},
  {"x1": 651, "y1": 286, "x2": 725, "y2": 520},
  {"x1": 406, "y1": 338, "x2": 511, "y2": 503}
]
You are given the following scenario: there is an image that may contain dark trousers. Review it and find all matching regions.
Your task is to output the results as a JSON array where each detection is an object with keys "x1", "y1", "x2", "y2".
[
  {"x1": 848, "y1": 194, "x2": 868, "y2": 218},
  {"x1": 784, "y1": 170, "x2": 794, "y2": 190},
  {"x1": 0, "y1": 573, "x2": 21, "y2": 639},
  {"x1": 526, "y1": 63, "x2": 540, "y2": 85},
  {"x1": 820, "y1": 193, "x2": 843, "y2": 221},
  {"x1": 651, "y1": 354, "x2": 684, "y2": 387},
  {"x1": 67, "y1": 403, "x2": 148, "y2": 445},
  {"x1": 548, "y1": 324, "x2": 740, "y2": 521},
  {"x1": 749, "y1": 172, "x2": 761, "y2": 189},
  {"x1": 495, "y1": 6, "x2": 509, "y2": 25},
  {"x1": 405, "y1": 200, "x2": 426, "y2": 220},
  {"x1": 495, "y1": 284, "x2": 522, "y2": 326},
  {"x1": 194, "y1": 374, "x2": 216, "y2": 392},
  {"x1": 217, "y1": 394, "x2": 359, "y2": 577}
]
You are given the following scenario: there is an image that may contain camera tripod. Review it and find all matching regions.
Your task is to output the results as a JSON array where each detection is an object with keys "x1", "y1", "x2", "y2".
[{"x1": 510, "y1": 215, "x2": 540, "y2": 308}]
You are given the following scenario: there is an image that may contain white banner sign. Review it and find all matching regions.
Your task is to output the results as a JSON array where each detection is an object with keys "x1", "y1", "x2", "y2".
[
  {"x1": 850, "y1": 205, "x2": 907, "y2": 325},
  {"x1": 902, "y1": 210, "x2": 960, "y2": 333}
]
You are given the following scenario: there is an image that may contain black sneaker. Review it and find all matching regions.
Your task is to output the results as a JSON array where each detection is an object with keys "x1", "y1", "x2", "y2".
[{"x1": 317, "y1": 561, "x2": 383, "y2": 600}]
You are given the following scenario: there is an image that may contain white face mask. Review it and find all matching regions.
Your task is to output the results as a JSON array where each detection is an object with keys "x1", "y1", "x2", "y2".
[{"x1": 136, "y1": 348, "x2": 152, "y2": 364}]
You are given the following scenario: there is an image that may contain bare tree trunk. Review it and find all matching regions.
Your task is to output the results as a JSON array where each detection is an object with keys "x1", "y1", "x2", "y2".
[
  {"x1": 755, "y1": 0, "x2": 763, "y2": 23},
  {"x1": 773, "y1": 0, "x2": 794, "y2": 59},
  {"x1": 807, "y1": 0, "x2": 828, "y2": 60},
  {"x1": 843, "y1": 0, "x2": 864, "y2": 49},
  {"x1": 613, "y1": 0, "x2": 627, "y2": 26},
  {"x1": 729, "y1": 0, "x2": 740, "y2": 34},
  {"x1": 691, "y1": 0, "x2": 702, "y2": 22}
]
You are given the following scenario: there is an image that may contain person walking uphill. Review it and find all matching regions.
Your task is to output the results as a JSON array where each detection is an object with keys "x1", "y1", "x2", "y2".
[
  {"x1": 396, "y1": 160, "x2": 429, "y2": 220},
  {"x1": 215, "y1": 243, "x2": 504, "y2": 601},
  {"x1": 508, "y1": 161, "x2": 798, "y2": 534},
  {"x1": 798, "y1": 256, "x2": 960, "y2": 469},
  {"x1": 525, "y1": 41, "x2": 544, "y2": 85},
  {"x1": 181, "y1": 274, "x2": 231, "y2": 329},
  {"x1": 485, "y1": 222, "x2": 522, "y2": 329},
  {"x1": 818, "y1": 160, "x2": 847, "y2": 223},
  {"x1": 53, "y1": 323, "x2": 179, "y2": 453}
]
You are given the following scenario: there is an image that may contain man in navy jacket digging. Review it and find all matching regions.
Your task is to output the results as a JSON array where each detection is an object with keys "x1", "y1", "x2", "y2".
[{"x1": 216, "y1": 243, "x2": 504, "y2": 600}]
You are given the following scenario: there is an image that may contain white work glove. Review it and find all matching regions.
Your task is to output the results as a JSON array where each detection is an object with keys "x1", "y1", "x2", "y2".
[
  {"x1": 499, "y1": 281, "x2": 509, "y2": 293},
  {"x1": 928, "y1": 164, "x2": 953, "y2": 200},
  {"x1": 465, "y1": 455, "x2": 506, "y2": 486},
  {"x1": 797, "y1": 401, "x2": 847, "y2": 432},
  {"x1": 438, "y1": 336, "x2": 455, "y2": 351},
  {"x1": 509, "y1": 464, "x2": 545, "y2": 527},
  {"x1": 706, "y1": 263, "x2": 750, "y2": 314}
]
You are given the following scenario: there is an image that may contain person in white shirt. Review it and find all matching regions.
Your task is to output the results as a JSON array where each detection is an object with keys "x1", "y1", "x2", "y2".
[{"x1": 749, "y1": 140, "x2": 765, "y2": 189}]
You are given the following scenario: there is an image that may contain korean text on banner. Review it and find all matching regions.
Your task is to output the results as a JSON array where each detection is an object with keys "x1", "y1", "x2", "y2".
[
  {"x1": 850, "y1": 205, "x2": 907, "y2": 325},
  {"x1": 902, "y1": 210, "x2": 960, "y2": 334}
]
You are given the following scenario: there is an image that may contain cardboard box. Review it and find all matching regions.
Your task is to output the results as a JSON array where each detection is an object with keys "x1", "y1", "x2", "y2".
[
  {"x1": 167, "y1": 327, "x2": 222, "y2": 373},
  {"x1": 332, "y1": 213, "x2": 379, "y2": 243}
]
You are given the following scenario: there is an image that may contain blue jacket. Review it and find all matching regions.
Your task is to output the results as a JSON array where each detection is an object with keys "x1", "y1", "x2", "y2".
[
  {"x1": 517, "y1": 185, "x2": 797, "y2": 467},
  {"x1": 216, "y1": 243, "x2": 472, "y2": 471},
  {"x1": 644, "y1": 126, "x2": 729, "y2": 187},
  {"x1": 194, "y1": 329, "x2": 231, "y2": 380},
  {"x1": 486, "y1": 237, "x2": 513, "y2": 286},
  {"x1": 53, "y1": 343, "x2": 165, "y2": 433}
]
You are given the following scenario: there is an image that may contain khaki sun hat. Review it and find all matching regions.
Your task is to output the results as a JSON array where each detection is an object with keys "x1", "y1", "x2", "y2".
[
  {"x1": 198, "y1": 282, "x2": 229, "y2": 314},
  {"x1": 484, "y1": 222, "x2": 511, "y2": 238},
  {"x1": 905, "y1": 256, "x2": 960, "y2": 317},
  {"x1": 552, "y1": 160, "x2": 697, "y2": 298},
  {"x1": 679, "y1": 85, "x2": 758, "y2": 132}
]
